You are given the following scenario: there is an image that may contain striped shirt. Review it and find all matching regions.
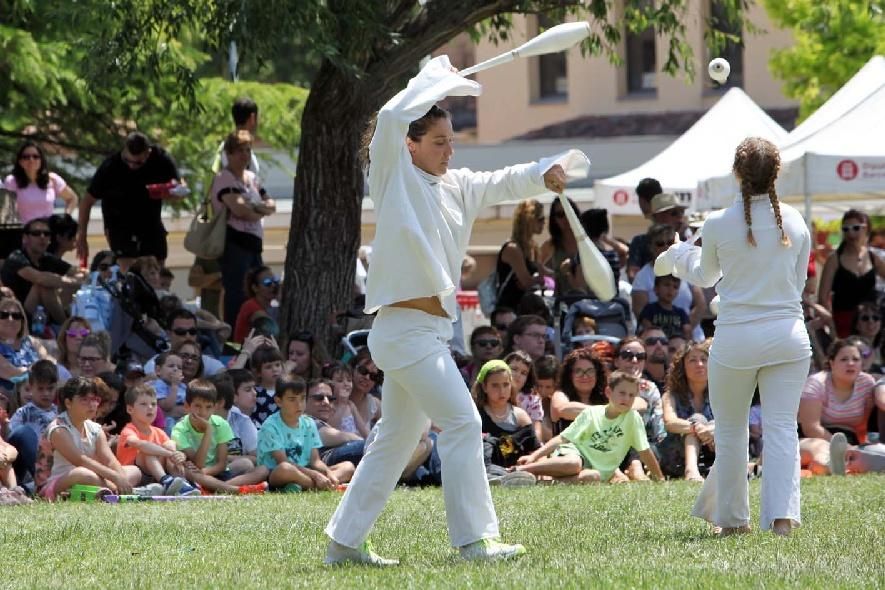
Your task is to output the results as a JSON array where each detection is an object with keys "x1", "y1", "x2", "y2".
[{"x1": 801, "y1": 371, "x2": 875, "y2": 435}]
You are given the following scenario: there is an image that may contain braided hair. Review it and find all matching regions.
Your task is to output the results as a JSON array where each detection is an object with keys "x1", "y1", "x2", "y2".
[{"x1": 732, "y1": 137, "x2": 790, "y2": 247}]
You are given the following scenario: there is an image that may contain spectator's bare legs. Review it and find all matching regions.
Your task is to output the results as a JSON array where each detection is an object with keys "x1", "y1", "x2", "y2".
[
  {"x1": 684, "y1": 435, "x2": 704, "y2": 481},
  {"x1": 329, "y1": 461, "x2": 355, "y2": 484},
  {"x1": 269, "y1": 463, "x2": 313, "y2": 489},
  {"x1": 24, "y1": 284, "x2": 67, "y2": 324},
  {"x1": 228, "y1": 456, "x2": 256, "y2": 476},
  {"x1": 626, "y1": 459, "x2": 650, "y2": 481},
  {"x1": 226, "y1": 465, "x2": 270, "y2": 486},
  {"x1": 515, "y1": 454, "x2": 583, "y2": 479},
  {"x1": 799, "y1": 438, "x2": 835, "y2": 475},
  {"x1": 136, "y1": 453, "x2": 168, "y2": 482}
]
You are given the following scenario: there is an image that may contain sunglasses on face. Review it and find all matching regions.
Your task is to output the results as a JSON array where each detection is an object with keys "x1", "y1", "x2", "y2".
[
  {"x1": 261, "y1": 277, "x2": 280, "y2": 287},
  {"x1": 842, "y1": 224, "x2": 866, "y2": 233},
  {"x1": 179, "y1": 353, "x2": 200, "y2": 362},
  {"x1": 172, "y1": 327, "x2": 198, "y2": 336},
  {"x1": 76, "y1": 395, "x2": 102, "y2": 404},
  {"x1": 859, "y1": 314, "x2": 881, "y2": 322},
  {"x1": 493, "y1": 324, "x2": 509, "y2": 332},
  {"x1": 356, "y1": 365, "x2": 378, "y2": 378},
  {"x1": 79, "y1": 355, "x2": 102, "y2": 364},
  {"x1": 26, "y1": 230, "x2": 51, "y2": 238},
  {"x1": 98, "y1": 263, "x2": 112, "y2": 271},
  {"x1": 644, "y1": 336, "x2": 669, "y2": 346},
  {"x1": 0, "y1": 311, "x2": 23, "y2": 320},
  {"x1": 573, "y1": 368, "x2": 596, "y2": 378},
  {"x1": 19, "y1": 153, "x2": 41, "y2": 161},
  {"x1": 310, "y1": 393, "x2": 337, "y2": 403},
  {"x1": 619, "y1": 351, "x2": 647, "y2": 362},
  {"x1": 66, "y1": 328, "x2": 90, "y2": 338},
  {"x1": 474, "y1": 338, "x2": 501, "y2": 348}
]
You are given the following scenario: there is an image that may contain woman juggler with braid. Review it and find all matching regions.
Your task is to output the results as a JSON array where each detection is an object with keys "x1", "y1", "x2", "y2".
[{"x1": 657, "y1": 137, "x2": 812, "y2": 537}]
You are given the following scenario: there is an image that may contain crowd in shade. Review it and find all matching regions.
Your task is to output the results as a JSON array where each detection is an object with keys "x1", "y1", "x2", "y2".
[{"x1": 1, "y1": 99, "x2": 883, "y2": 505}]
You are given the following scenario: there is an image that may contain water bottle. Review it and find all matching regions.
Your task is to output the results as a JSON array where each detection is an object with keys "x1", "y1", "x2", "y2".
[{"x1": 31, "y1": 305, "x2": 47, "y2": 337}]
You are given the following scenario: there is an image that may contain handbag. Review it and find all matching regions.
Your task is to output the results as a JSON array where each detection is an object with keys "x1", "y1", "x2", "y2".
[
  {"x1": 477, "y1": 245, "x2": 514, "y2": 317},
  {"x1": 184, "y1": 195, "x2": 227, "y2": 260}
]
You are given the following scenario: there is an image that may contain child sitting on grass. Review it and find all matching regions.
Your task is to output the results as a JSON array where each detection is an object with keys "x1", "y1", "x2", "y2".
[
  {"x1": 36, "y1": 377, "x2": 143, "y2": 500},
  {"x1": 151, "y1": 352, "x2": 186, "y2": 433},
  {"x1": 322, "y1": 361, "x2": 370, "y2": 438},
  {"x1": 515, "y1": 371, "x2": 664, "y2": 484},
  {"x1": 532, "y1": 355, "x2": 560, "y2": 443},
  {"x1": 7, "y1": 360, "x2": 57, "y2": 486},
  {"x1": 116, "y1": 384, "x2": 199, "y2": 496},
  {"x1": 257, "y1": 378, "x2": 353, "y2": 491},
  {"x1": 211, "y1": 372, "x2": 259, "y2": 473},
  {"x1": 171, "y1": 379, "x2": 268, "y2": 495}
]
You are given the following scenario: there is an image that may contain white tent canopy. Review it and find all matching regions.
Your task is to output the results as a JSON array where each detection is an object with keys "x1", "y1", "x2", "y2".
[
  {"x1": 698, "y1": 55, "x2": 885, "y2": 214},
  {"x1": 594, "y1": 87, "x2": 788, "y2": 215}
]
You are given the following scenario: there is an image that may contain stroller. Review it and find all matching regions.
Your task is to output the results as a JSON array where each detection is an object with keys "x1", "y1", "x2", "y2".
[
  {"x1": 555, "y1": 293, "x2": 631, "y2": 357},
  {"x1": 103, "y1": 270, "x2": 170, "y2": 363}
]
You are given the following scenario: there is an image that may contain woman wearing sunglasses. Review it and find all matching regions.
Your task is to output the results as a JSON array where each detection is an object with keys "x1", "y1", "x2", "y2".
[
  {"x1": 348, "y1": 347, "x2": 382, "y2": 428},
  {"x1": 818, "y1": 209, "x2": 885, "y2": 337},
  {"x1": 849, "y1": 302, "x2": 882, "y2": 374},
  {"x1": 55, "y1": 316, "x2": 92, "y2": 380},
  {"x1": 613, "y1": 337, "x2": 666, "y2": 481},
  {"x1": 0, "y1": 297, "x2": 54, "y2": 394},
  {"x1": 233, "y1": 266, "x2": 279, "y2": 343},
  {"x1": 4, "y1": 141, "x2": 78, "y2": 224}
]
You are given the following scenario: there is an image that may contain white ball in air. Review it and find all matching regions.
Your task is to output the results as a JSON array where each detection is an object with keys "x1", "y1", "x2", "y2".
[{"x1": 708, "y1": 58, "x2": 730, "y2": 84}]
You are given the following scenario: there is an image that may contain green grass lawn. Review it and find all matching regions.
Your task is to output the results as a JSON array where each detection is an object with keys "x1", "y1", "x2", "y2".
[{"x1": 2, "y1": 475, "x2": 883, "y2": 589}]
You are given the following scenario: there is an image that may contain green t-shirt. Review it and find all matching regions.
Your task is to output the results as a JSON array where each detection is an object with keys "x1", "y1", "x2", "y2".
[
  {"x1": 561, "y1": 405, "x2": 649, "y2": 481},
  {"x1": 171, "y1": 414, "x2": 234, "y2": 467}
]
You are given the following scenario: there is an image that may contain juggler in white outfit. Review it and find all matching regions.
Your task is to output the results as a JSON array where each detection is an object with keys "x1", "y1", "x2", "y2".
[
  {"x1": 665, "y1": 194, "x2": 812, "y2": 530},
  {"x1": 324, "y1": 55, "x2": 590, "y2": 548}
]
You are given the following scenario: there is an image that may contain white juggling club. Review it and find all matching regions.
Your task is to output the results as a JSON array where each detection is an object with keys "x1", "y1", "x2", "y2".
[
  {"x1": 460, "y1": 22, "x2": 591, "y2": 76},
  {"x1": 557, "y1": 192, "x2": 617, "y2": 302}
]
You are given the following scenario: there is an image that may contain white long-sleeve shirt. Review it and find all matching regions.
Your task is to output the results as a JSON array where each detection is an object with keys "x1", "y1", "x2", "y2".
[
  {"x1": 668, "y1": 195, "x2": 811, "y2": 327},
  {"x1": 365, "y1": 56, "x2": 590, "y2": 320}
]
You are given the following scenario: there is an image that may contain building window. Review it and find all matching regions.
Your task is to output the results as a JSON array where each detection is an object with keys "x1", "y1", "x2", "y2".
[
  {"x1": 709, "y1": 0, "x2": 744, "y2": 88},
  {"x1": 625, "y1": 1, "x2": 657, "y2": 93},
  {"x1": 532, "y1": 15, "x2": 568, "y2": 101}
]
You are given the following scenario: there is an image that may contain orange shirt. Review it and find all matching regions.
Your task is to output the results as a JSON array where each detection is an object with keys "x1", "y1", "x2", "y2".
[{"x1": 116, "y1": 422, "x2": 171, "y2": 465}]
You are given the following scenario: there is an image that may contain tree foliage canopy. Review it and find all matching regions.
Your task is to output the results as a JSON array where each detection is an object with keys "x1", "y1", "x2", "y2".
[
  {"x1": 0, "y1": 0, "x2": 306, "y2": 200},
  {"x1": 764, "y1": 0, "x2": 885, "y2": 121}
]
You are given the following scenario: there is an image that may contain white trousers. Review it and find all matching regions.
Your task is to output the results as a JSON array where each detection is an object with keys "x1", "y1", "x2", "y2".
[
  {"x1": 692, "y1": 355, "x2": 810, "y2": 530},
  {"x1": 325, "y1": 307, "x2": 498, "y2": 548}
]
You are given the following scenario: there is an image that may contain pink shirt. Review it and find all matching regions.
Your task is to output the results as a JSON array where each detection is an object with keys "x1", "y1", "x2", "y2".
[
  {"x1": 801, "y1": 371, "x2": 875, "y2": 436},
  {"x1": 3, "y1": 173, "x2": 67, "y2": 223},
  {"x1": 210, "y1": 169, "x2": 263, "y2": 240}
]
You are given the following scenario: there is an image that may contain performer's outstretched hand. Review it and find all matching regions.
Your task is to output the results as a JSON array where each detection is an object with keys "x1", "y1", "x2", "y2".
[{"x1": 543, "y1": 165, "x2": 568, "y2": 193}]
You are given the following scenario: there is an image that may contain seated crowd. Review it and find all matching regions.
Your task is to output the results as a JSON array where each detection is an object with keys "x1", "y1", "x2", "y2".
[{"x1": 1, "y1": 178, "x2": 884, "y2": 507}]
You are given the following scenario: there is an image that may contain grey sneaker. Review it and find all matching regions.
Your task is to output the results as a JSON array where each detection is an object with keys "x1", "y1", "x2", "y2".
[
  {"x1": 829, "y1": 432, "x2": 848, "y2": 476},
  {"x1": 324, "y1": 540, "x2": 399, "y2": 567},
  {"x1": 132, "y1": 483, "x2": 165, "y2": 497},
  {"x1": 459, "y1": 538, "x2": 526, "y2": 561}
]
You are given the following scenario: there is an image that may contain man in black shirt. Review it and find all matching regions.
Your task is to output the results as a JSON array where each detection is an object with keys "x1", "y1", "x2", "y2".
[
  {"x1": 76, "y1": 132, "x2": 184, "y2": 271},
  {"x1": 0, "y1": 217, "x2": 85, "y2": 323}
]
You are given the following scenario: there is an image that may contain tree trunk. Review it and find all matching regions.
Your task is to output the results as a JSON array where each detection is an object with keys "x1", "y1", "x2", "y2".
[{"x1": 280, "y1": 60, "x2": 373, "y2": 355}]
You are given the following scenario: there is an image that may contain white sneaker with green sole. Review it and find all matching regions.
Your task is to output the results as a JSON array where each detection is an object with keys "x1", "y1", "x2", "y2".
[
  {"x1": 459, "y1": 538, "x2": 526, "y2": 561},
  {"x1": 324, "y1": 540, "x2": 399, "y2": 567}
]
